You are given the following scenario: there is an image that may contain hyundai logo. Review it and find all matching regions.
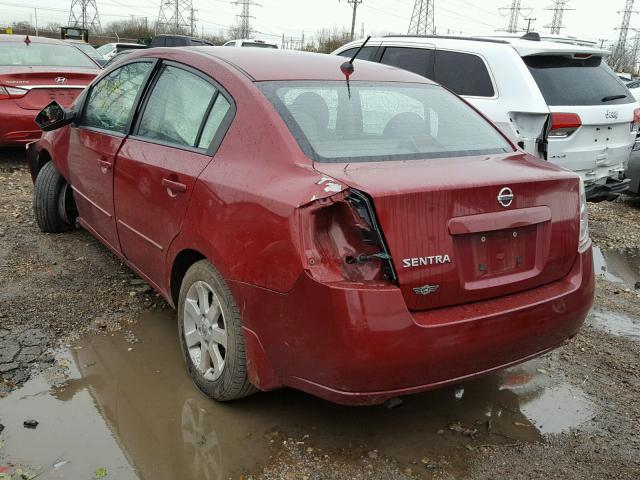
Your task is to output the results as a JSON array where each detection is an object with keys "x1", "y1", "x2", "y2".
[
  {"x1": 54, "y1": 77, "x2": 67, "y2": 84},
  {"x1": 497, "y1": 187, "x2": 514, "y2": 207}
]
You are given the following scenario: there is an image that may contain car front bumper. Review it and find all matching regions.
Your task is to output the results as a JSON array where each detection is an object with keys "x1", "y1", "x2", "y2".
[{"x1": 231, "y1": 245, "x2": 594, "y2": 405}]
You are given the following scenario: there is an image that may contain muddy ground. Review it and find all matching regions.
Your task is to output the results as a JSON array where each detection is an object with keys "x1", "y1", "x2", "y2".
[{"x1": 0, "y1": 147, "x2": 639, "y2": 480}]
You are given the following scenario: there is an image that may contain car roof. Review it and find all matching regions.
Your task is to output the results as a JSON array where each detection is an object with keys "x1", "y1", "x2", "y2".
[
  {"x1": 194, "y1": 47, "x2": 433, "y2": 82},
  {"x1": 338, "y1": 35, "x2": 608, "y2": 58},
  {"x1": 0, "y1": 34, "x2": 67, "y2": 45}
]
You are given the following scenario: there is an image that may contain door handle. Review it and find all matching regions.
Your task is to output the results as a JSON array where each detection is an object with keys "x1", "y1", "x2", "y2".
[
  {"x1": 97, "y1": 159, "x2": 112, "y2": 172},
  {"x1": 162, "y1": 178, "x2": 187, "y2": 194}
]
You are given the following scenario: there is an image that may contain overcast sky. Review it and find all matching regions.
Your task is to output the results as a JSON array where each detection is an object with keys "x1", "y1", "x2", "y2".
[{"x1": 0, "y1": 0, "x2": 629, "y2": 46}]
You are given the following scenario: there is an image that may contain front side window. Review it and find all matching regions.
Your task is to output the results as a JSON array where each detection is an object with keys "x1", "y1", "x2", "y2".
[
  {"x1": 337, "y1": 46, "x2": 379, "y2": 62},
  {"x1": 137, "y1": 65, "x2": 217, "y2": 148},
  {"x1": 259, "y1": 81, "x2": 512, "y2": 163},
  {"x1": 0, "y1": 43, "x2": 97, "y2": 68},
  {"x1": 83, "y1": 62, "x2": 152, "y2": 133}
]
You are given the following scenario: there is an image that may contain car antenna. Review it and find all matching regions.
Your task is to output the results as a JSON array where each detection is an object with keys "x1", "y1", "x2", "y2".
[{"x1": 340, "y1": 36, "x2": 371, "y2": 99}]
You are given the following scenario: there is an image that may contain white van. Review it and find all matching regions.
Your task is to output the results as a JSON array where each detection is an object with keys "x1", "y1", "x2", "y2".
[{"x1": 333, "y1": 35, "x2": 640, "y2": 200}]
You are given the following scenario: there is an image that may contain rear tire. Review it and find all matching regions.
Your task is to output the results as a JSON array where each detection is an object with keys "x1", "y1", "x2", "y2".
[
  {"x1": 33, "y1": 161, "x2": 73, "y2": 233},
  {"x1": 177, "y1": 260, "x2": 257, "y2": 401}
]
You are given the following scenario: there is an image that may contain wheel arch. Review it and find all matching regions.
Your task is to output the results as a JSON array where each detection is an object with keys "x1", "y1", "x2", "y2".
[{"x1": 169, "y1": 248, "x2": 207, "y2": 307}]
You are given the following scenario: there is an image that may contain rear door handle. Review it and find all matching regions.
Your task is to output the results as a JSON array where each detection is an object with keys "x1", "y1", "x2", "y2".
[
  {"x1": 162, "y1": 178, "x2": 187, "y2": 194},
  {"x1": 98, "y1": 159, "x2": 112, "y2": 172}
]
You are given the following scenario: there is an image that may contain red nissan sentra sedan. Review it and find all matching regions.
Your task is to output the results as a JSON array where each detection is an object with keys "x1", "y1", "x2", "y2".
[
  {"x1": 0, "y1": 34, "x2": 99, "y2": 147},
  {"x1": 27, "y1": 47, "x2": 594, "y2": 405}
]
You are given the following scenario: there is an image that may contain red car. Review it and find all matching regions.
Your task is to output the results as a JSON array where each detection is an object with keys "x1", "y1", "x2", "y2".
[
  {"x1": 27, "y1": 47, "x2": 594, "y2": 405},
  {"x1": 0, "y1": 34, "x2": 99, "y2": 147}
]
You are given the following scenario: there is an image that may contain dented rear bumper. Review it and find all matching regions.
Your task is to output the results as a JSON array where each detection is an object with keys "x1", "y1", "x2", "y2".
[{"x1": 231, "y1": 244, "x2": 594, "y2": 405}]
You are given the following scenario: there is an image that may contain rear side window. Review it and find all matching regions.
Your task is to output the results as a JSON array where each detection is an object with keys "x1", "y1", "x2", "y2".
[
  {"x1": 434, "y1": 51, "x2": 494, "y2": 97},
  {"x1": 337, "y1": 46, "x2": 379, "y2": 62},
  {"x1": 0, "y1": 43, "x2": 97, "y2": 68},
  {"x1": 380, "y1": 47, "x2": 435, "y2": 78},
  {"x1": 525, "y1": 55, "x2": 633, "y2": 106},
  {"x1": 83, "y1": 62, "x2": 152, "y2": 133},
  {"x1": 198, "y1": 95, "x2": 232, "y2": 149}
]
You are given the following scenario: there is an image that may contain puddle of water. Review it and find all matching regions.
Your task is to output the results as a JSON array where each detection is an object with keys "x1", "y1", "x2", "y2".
[
  {"x1": 589, "y1": 309, "x2": 640, "y2": 340},
  {"x1": 0, "y1": 311, "x2": 594, "y2": 479},
  {"x1": 592, "y1": 246, "x2": 640, "y2": 285}
]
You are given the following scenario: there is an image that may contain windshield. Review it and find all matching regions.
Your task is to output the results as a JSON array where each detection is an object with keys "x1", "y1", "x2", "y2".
[
  {"x1": 0, "y1": 43, "x2": 97, "y2": 68},
  {"x1": 96, "y1": 44, "x2": 115, "y2": 55},
  {"x1": 525, "y1": 55, "x2": 633, "y2": 106},
  {"x1": 259, "y1": 81, "x2": 512, "y2": 163}
]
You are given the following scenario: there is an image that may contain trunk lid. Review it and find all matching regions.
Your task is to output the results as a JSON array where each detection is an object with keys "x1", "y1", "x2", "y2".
[
  {"x1": 0, "y1": 67, "x2": 97, "y2": 109},
  {"x1": 315, "y1": 153, "x2": 580, "y2": 311}
]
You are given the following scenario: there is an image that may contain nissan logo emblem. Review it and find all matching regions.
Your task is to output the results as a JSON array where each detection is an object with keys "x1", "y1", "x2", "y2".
[
  {"x1": 54, "y1": 77, "x2": 67, "y2": 84},
  {"x1": 497, "y1": 187, "x2": 514, "y2": 208}
]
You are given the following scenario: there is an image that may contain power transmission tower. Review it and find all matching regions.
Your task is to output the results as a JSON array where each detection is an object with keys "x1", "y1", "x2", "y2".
[
  {"x1": 68, "y1": 0, "x2": 102, "y2": 32},
  {"x1": 612, "y1": 0, "x2": 637, "y2": 70},
  {"x1": 234, "y1": 0, "x2": 260, "y2": 38},
  {"x1": 545, "y1": 0, "x2": 573, "y2": 34},
  {"x1": 156, "y1": 0, "x2": 194, "y2": 34},
  {"x1": 498, "y1": 0, "x2": 530, "y2": 34},
  {"x1": 408, "y1": 0, "x2": 435, "y2": 36}
]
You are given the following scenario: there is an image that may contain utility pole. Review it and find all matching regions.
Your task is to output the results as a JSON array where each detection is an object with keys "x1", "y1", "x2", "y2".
[
  {"x1": 33, "y1": 8, "x2": 38, "y2": 36},
  {"x1": 524, "y1": 16, "x2": 536, "y2": 32},
  {"x1": 498, "y1": 0, "x2": 529, "y2": 34},
  {"x1": 156, "y1": 0, "x2": 194, "y2": 34},
  {"x1": 599, "y1": 38, "x2": 607, "y2": 48},
  {"x1": 545, "y1": 0, "x2": 573, "y2": 34},
  {"x1": 408, "y1": 0, "x2": 435, "y2": 36},
  {"x1": 345, "y1": 0, "x2": 363, "y2": 41},
  {"x1": 612, "y1": 0, "x2": 637, "y2": 70},
  {"x1": 630, "y1": 29, "x2": 640, "y2": 73},
  {"x1": 189, "y1": 5, "x2": 197, "y2": 36},
  {"x1": 68, "y1": 0, "x2": 102, "y2": 33}
]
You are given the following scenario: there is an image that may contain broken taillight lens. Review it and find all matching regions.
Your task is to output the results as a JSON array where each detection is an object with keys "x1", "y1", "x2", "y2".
[
  {"x1": 549, "y1": 112, "x2": 582, "y2": 138},
  {"x1": 299, "y1": 189, "x2": 397, "y2": 284}
]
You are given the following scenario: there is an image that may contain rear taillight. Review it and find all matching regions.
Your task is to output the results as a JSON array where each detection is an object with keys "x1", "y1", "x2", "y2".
[
  {"x1": 578, "y1": 178, "x2": 590, "y2": 252},
  {"x1": 549, "y1": 112, "x2": 581, "y2": 138},
  {"x1": 299, "y1": 189, "x2": 396, "y2": 284},
  {"x1": 0, "y1": 85, "x2": 28, "y2": 100}
]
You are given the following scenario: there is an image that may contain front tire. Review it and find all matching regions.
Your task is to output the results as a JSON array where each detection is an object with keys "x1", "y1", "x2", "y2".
[
  {"x1": 33, "y1": 161, "x2": 74, "y2": 233},
  {"x1": 178, "y1": 260, "x2": 257, "y2": 401}
]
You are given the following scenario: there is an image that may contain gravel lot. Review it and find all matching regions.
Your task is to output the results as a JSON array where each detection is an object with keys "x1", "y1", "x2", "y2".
[{"x1": 1, "y1": 148, "x2": 639, "y2": 479}]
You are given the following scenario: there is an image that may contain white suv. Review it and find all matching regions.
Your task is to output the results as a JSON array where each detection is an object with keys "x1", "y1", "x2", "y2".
[{"x1": 333, "y1": 35, "x2": 640, "y2": 200}]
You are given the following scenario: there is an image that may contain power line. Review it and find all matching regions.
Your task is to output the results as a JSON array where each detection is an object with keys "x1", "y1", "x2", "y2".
[
  {"x1": 545, "y1": 0, "x2": 573, "y2": 34},
  {"x1": 68, "y1": 0, "x2": 102, "y2": 32},
  {"x1": 408, "y1": 0, "x2": 435, "y2": 35}
]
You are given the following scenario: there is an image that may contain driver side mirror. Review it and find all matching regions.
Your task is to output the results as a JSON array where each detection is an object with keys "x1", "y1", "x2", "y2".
[{"x1": 35, "y1": 101, "x2": 76, "y2": 131}]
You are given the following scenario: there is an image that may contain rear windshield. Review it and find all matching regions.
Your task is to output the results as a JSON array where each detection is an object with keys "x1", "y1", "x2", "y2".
[
  {"x1": 0, "y1": 43, "x2": 96, "y2": 68},
  {"x1": 258, "y1": 81, "x2": 512, "y2": 163},
  {"x1": 242, "y1": 42, "x2": 277, "y2": 48},
  {"x1": 525, "y1": 55, "x2": 633, "y2": 106}
]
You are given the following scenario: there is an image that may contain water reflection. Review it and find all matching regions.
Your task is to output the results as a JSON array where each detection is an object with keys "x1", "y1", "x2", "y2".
[{"x1": 0, "y1": 310, "x2": 594, "y2": 479}]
